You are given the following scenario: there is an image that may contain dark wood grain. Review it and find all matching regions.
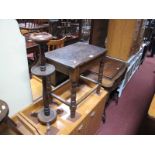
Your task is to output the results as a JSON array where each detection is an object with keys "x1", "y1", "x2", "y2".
[
  {"x1": 45, "y1": 42, "x2": 106, "y2": 69},
  {"x1": 89, "y1": 57, "x2": 126, "y2": 79}
]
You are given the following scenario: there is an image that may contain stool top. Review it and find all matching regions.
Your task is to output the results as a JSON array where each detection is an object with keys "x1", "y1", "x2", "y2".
[
  {"x1": 46, "y1": 42, "x2": 106, "y2": 69},
  {"x1": 0, "y1": 100, "x2": 9, "y2": 123}
]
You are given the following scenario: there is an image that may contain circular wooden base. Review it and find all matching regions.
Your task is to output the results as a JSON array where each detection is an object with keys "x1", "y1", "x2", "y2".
[
  {"x1": 37, "y1": 108, "x2": 57, "y2": 125},
  {"x1": 31, "y1": 64, "x2": 55, "y2": 77}
]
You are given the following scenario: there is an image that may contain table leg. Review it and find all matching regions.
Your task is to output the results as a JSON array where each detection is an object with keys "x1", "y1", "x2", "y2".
[
  {"x1": 70, "y1": 69, "x2": 79, "y2": 118},
  {"x1": 96, "y1": 57, "x2": 105, "y2": 94},
  {"x1": 70, "y1": 81, "x2": 77, "y2": 118}
]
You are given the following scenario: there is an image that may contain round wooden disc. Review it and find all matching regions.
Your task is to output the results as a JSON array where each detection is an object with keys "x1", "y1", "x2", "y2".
[
  {"x1": 31, "y1": 63, "x2": 55, "y2": 77},
  {"x1": 0, "y1": 100, "x2": 9, "y2": 123},
  {"x1": 29, "y1": 32, "x2": 52, "y2": 43},
  {"x1": 37, "y1": 108, "x2": 57, "y2": 125}
]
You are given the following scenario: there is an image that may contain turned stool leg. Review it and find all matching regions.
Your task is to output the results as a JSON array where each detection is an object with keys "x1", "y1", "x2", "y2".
[
  {"x1": 97, "y1": 57, "x2": 105, "y2": 94},
  {"x1": 70, "y1": 81, "x2": 77, "y2": 118},
  {"x1": 69, "y1": 69, "x2": 79, "y2": 118}
]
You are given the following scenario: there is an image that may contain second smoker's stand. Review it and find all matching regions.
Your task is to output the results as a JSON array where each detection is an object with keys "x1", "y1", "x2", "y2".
[{"x1": 30, "y1": 32, "x2": 57, "y2": 127}]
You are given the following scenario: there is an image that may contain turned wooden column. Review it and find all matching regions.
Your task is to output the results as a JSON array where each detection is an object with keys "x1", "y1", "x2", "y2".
[
  {"x1": 69, "y1": 69, "x2": 79, "y2": 118},
  {"x1": 30, "y1": 32, "x2": 57, "y2": 125}
]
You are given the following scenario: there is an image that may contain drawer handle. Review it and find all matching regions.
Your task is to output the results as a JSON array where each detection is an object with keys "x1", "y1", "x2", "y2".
[
  {"x1": 90, "y1": 111, "x2": 96, "y2": 117},
  {"x1": 78, "y1": 124, "x2": 84, "y2": 132}
]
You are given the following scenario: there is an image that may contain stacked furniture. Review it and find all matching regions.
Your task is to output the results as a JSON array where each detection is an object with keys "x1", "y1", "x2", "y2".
[
  {"x1": 90, "y1": 19, "x2": 146, "y2": 96},
  {"x1": 3, "y1": 42, "x2": 108, "y2": 135}
]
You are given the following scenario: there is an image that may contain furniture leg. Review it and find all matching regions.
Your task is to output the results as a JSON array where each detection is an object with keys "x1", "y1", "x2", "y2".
[
  {"x1": 113, "y1": 90, "x2": 119, "y2": 104},
  {"x1": 47, "y1": 76, "x2": 53, "y2": 104},
  {"x1": 69, "y1": 69, "x2": 79, "y2": 118},
  {"x1": 102, "y1": 99, "x2": 109, "y2": 123},
  {"x1": 70, "y1": 81, "x2": 77, "y2": 118},
  {"x1": 42, "y1": 76, "x2": 50, "y2": 115},
  {"x1": 102, "y1": 110, "x2": 106, "y2": 123},
  {"x1": 97, "y1": 57, "x2": 105, "y2": 94}
]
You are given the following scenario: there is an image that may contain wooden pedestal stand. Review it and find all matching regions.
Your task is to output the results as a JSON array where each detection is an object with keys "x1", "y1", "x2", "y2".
[{"x1": 30, "y1": 32, "x2": 57, "y2": 126}]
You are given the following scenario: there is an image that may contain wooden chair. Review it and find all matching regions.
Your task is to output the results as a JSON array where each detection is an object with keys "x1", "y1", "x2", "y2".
[{"x1": 47, "y1": 36, "x2": 66, "y2": 51}]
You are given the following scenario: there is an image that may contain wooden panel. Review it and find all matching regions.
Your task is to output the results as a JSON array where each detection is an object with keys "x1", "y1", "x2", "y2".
[
  {"x1": 89, "y1": 19, "x2": 109, "y2": 48},
  {"x1": 130, "y1": 20, "x2": 145, "y2": 55},
  {"x1": 85, "y1": 96, "x2": 106, "y2": 135},
  {"x1": 107, "y1": 19, "x2": 137, "y2": 61}
]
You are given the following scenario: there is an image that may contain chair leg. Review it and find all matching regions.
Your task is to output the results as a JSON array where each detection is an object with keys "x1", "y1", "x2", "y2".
[
  {"x1": 113, "y1": 91, "x2": 119, "y2": 104},
  {"x1": 102, "y1": 112, "x2": 106, "y2": 123},
  {"x1": 102, "y1": 90, "x2": 119, "y2": 123},
  {"x1": 102, "y1": 101, "x2": 108, "y2": 123}
]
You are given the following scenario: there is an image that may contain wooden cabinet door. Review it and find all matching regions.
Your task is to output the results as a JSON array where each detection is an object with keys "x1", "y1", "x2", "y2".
[
  {"x1": 85, "y1": 100, "x2": 105, "y2": 135},
  {"x1": 71, "y1": 96, "x2": 106, "y2": 135},
  {"x1": 107, "y1": 19, "x2": 137, "y2": 61},
  {"x1": 70, "y1": 120, "x2": 87, "y2": 135}
]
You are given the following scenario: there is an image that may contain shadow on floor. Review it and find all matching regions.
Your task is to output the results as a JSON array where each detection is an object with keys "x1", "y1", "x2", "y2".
[{"x1": 138, "y1": 116, "x2": 155, "y2": 135}]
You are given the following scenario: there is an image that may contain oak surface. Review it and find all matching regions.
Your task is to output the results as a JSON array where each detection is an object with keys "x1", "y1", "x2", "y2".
[{"x1": 13, "y1": 80, "x2": 108, "y2": 135}]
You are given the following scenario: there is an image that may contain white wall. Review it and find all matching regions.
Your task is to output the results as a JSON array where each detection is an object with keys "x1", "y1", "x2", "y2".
[{"x1": 0, "y1": 19, "x2": 33, "y2": 116}]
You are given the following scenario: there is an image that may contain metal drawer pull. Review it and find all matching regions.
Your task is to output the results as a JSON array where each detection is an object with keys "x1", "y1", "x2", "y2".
[
  {"x1": 90, "y1": 111, "x2": 96, "y2": 117},
  {"x1": 78, "y1": 124, "x2": 84, "y2": 131}
]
